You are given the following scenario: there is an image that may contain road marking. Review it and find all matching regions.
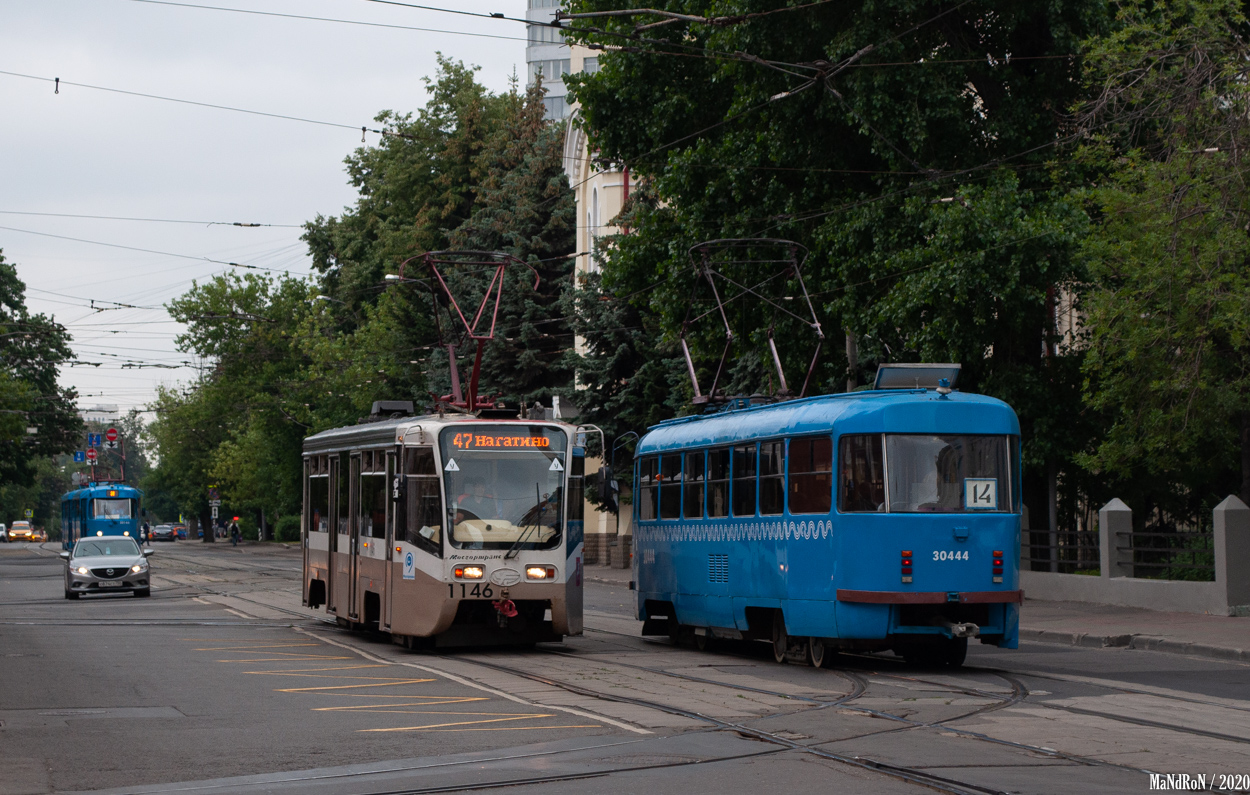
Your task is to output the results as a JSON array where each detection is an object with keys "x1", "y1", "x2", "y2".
[
  {"x1": 217, "y1": 656, "x2": 350, "y2": 662},
  {"x1": 313, "y1": 699, "x2": 490, "y2": 709},
  {"x1": 276, "y1": 680, "x2": 436, "y2": 692},
  {"x1": 295, "y1": 628, "x2": 652, "y2": 734},
  {"x1": 194, "y1": 643, "x2": 320, "y2": 651},
  {"x1": 241, "y1": 664, "x2": 390, "y2": 673},
  {"x1": 360, "y1": 715, "x2": 559, "y2": 731}
]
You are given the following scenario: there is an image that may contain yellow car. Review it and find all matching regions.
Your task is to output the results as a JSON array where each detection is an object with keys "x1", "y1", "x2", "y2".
[{"x1": 8, "y1": 521, "x2": 34, "y2": 542}]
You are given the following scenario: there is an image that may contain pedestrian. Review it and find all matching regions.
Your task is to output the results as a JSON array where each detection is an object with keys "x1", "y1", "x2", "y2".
[
  {"x1": 229, "y1": 520, "x2": 240, "y2": 547},
  {"x1": 141, "y1": 520, "x2": 151, "y2": 543}
]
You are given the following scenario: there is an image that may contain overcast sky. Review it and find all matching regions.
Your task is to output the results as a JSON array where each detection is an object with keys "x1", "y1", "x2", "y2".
[{"x1": 0, "y1": 0, "x2": 529, "y2": 420}]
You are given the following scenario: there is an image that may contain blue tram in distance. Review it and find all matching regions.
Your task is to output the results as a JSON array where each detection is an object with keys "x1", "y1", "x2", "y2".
[
  {"x1": 60, "y1": 482, "x2": 144, "y2": 549},
  {"x1": 632, "y1": 364, "x2": 1021, "y2": 668}
]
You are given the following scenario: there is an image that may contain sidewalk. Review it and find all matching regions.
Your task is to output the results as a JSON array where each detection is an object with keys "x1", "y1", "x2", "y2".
[{"x1": 584, "y1": 564, "x2": 1250, "y2": 663}]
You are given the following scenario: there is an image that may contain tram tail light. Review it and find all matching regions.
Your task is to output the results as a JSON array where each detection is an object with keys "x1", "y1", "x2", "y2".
[
  {"x1": 901, "y1": 550, "x2": 913, "y2": 584},
  {"x1": 992, "y1": 550, "x2": 1004, "y2": 583},
  {"x1": 526, "y1": 566, "x2": 557, "y2": 580},
  {"x1": 454, "y1": 566, "x2": 484, "y2": 579}
]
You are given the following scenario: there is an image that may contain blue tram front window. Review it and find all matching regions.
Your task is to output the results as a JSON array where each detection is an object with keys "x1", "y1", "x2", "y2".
[
  {"x1": 92, "y1": 499, "x2": 132, "y2": 519},
  {"x1": 707, "y1": 449, "x2": 730, "y2": 518},
  {"x1": 638, "y1": 457, "x2": 658, "y2": 520},
  {"x1": 759, "y1": 442, "x2": 784, "y2": 516},
  {"x1": 885, "y1": 435, "x2": 1011, "y2": 513},
  {"x1": 789, "y1": 437, "x2": 833, "y2": 514},
  {"x1": 659, "y1": 455, "x2": 682, "y2": 519},
  {"x1": 731, "y1": 444, "x2": 757, "y2": 517},
  {"x1": 683, "y1": 452, "x2": 705, "y2": 519},
  {"x1": 839, "y1": 434, "x2": 885, "y2": 512}
]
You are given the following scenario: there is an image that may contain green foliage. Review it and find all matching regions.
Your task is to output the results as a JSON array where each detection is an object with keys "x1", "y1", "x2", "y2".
[
  {"x1": 275, "y1": 514, "x2": 301, "y2": 543},
  {"x1": 1078, "y1": 0, "x2": 1250, "y2": 510}
]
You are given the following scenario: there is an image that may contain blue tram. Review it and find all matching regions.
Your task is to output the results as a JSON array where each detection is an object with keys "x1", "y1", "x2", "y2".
[
  {"x1": 60, "y1": 483, "x2": 144, "y2": 549},
  {"x1": 632, "y1": 367, "x2": 1021, "y2": 667}
]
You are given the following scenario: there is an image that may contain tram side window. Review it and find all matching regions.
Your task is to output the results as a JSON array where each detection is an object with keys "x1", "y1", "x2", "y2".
[
  {"x1": 359, "y1": 451, "x2": 388, "y2": 538},
  {"x1": 638, "y1": 457, "x2": 658, "y2": 521},
  {"x1": 403, "y1": 446, "x2": 442, "y2": 554},
  {"x1": 759, "y1": 441, "x2": 785, "y2": 516},
  {"x1": 789, "y1": 437, "x2": 833, "y2": 514},
  {"x1": 839, "y1": 434, "x2": 885, "y2": 512},
  {"x1": 659, "y1": 455, "x2": 682, "y2": 519},
  {"x1": 732, "y1": 444, "x2": 757, "y2": 517},
  {"x1": 683, "y1": 451, "x2": 705, "y2": 519},
  {"x1": 308, "y1": 459, "x2": 330, "y2": 535},
  {"x1": 568, "y1": 455, "x2": 584, "y2": 523},
  {"x1": 337, "y1": 452, "x2": 350, "y2": 535},
  {"x1": 707, "y1": 448, "x2": 730, "y2": 517}
]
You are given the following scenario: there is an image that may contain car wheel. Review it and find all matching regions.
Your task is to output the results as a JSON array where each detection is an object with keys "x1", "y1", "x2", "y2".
[
  {"x1": 135, "y1": 588, "x2": 151, "y2": 598},
  {"x1": 65, "y1": 589, "x2": 78, "y2": 600}
]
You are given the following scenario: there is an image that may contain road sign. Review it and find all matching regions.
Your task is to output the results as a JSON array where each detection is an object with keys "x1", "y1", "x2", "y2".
[
  {"x1": 208, "y1": 500, "x2": 222, "y2": 507},
  {"x1": 211, "y1": 506, "x2": 219, "y2": 519},
  {"x1": 24, "y1": 509, "x2": 33, "y2": 518},
  {"x1": 85, "y1": 448, "x2": 97, "y2": 461},
  {"x1": 103, "y1": 440, "x2": 118, "y2": 450},
  {"x1": 208, "y1": 486, "x2": 220, "y2": 502},
  {"x1": 105, "y1": 428, "x2": 118, "y2": 442},
  {"x1": 73, "y1": 451, "x2": 85, "y2": 462},
  {"x1": 87, "y1": 433, "x2": 101, "y2": 448}
]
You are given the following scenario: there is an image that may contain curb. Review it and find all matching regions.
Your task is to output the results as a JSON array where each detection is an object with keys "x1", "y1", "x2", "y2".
[{"x1": 1020, "y1": 628, "x2": 1250, "y2": 663}]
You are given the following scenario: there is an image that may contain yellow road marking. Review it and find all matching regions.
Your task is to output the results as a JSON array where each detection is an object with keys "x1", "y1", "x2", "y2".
[
  {"x1": 247, "y1": 672, "x2": 432, "y2": 681},
  {"x1": 361, "y1": 715, "x2": 556, "y2": 731},
  {"x1": 277, "y1": 680, "x2": 436, "y2": 692},
  {"x1": 240, "y1": 665, "x2": 389, "y2": 674},
  {"x1": 280, "y1": 694, "x2": 488, "y2": 701},
  {"x1": 194, "y1": 643, "x2": 320, "y2": 651},
  {"x1": 211, "y1": 649, "x2": 348, "y2": 658},
  {"x1": 316, "y1": 708, "x2": 543, "y2": 715},
  {"x1": 217, "y1": 656, "x2": 350, "y2": 662},
  {"x1": 414, "y1": 725, "x2": 603, "y2": 732}
]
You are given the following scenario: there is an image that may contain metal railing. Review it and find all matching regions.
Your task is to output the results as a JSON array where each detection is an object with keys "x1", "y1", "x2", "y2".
[
  {"x1": 1117, "y1": 528, "x2": 1214, "y2": 581},
  {"x1": 1023, "y1": 528, "x2": 1100, "y2": 574}
]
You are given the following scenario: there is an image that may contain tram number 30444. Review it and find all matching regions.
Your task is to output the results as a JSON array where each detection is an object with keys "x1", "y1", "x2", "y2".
[
  {"x1": 449, "y1": 583, "x2": 497, "y2": 598},
  {"x1": 933, "y1": 550, "x2": 971, "y2": 561}
]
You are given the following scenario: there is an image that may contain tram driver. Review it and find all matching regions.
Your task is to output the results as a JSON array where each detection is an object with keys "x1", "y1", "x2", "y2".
[{"x1": 456, "y1": 478, "x2": 501, "y2": 522}]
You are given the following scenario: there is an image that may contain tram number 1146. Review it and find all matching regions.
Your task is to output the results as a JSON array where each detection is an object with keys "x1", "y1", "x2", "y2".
[
  {"x1": 449, "y1": 583, "x2": 496, "y2": 598},
  {"x1": 933, "y1": 550, "x2": 970, "y2": 561}
]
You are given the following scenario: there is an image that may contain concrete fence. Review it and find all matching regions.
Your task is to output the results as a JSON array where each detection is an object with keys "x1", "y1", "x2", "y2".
[{"x1": 1020, "y1": 495, "x2": 1250, "y2": 616}]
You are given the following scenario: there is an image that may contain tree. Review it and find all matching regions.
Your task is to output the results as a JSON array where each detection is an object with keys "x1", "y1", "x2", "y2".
[
  {"x1": 0, "y1": 250, "x2": 82, "y2": 487},
  {"x1": 564, "y1": 0, "x2": 1107, "y2": 518},
  {"x1": 1078, "y1": 0, "x2": 1250, "y2": 510}
]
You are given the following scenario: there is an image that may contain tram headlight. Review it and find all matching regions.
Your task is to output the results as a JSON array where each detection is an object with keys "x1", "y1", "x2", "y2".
[
  {"x1": 454, "y1": 566, "x2": 484, "y2": 579},
  {"x1": 526, "y1": 566, "x2": 557, "y2": 580},
  {"x1": 96, "y1": 531, "x2": 103, "y2": 536},
  {"x1": 76, "y1": 566, "x2": 89, "y2": 575}
]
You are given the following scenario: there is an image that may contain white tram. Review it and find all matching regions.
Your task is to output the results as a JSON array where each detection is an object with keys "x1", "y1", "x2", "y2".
[{"x1": 301, "y1": 406, "x2": 585, "y2": 647}]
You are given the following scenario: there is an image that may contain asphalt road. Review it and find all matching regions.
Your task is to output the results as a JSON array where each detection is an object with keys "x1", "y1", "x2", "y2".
[{"x1": 3, "y1": 540, "x2": 1249, "y2": 794}]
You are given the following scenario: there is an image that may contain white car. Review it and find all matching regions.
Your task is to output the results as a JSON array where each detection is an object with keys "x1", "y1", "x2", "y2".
[{"x1": 61, "y1": 536, "x2": 153, "y2": 598}]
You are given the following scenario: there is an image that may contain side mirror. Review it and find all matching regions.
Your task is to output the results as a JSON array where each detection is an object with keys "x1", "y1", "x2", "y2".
[
  {"x1": 143, "y1": 549, "x2": 154, "y2": 557},
  {"x1": 59, "y1": 551, "x2": 70, "y2": 560}
]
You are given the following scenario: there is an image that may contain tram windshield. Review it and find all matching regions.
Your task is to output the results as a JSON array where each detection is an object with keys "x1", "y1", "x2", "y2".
[
  {"x1": 439, "y1": 425, "x2": 567, "y2": 550},
  {"x1": 92, "y1": 498, "x2": 133, "y2": 519},
  {"x1": 884, "y1": 434, "x2": 1011, "y2": 513}
]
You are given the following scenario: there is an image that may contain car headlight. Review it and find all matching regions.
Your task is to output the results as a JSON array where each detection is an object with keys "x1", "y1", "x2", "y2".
[
  {"x1": 76, "y1": 566, "x2": 89, "y2": 575},
  {"x1": 131, "y1": 564, "x2": 144, "y2": 573}
]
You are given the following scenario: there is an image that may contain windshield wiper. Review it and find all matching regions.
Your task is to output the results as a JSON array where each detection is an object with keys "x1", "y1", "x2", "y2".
[{"x1": 505, "y1": 483, "x2": 543, "y2": 560}]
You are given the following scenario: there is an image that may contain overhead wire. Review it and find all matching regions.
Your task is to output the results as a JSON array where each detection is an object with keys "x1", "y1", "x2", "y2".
[
  {"x1": 0, "y1": 209, "x2": 300, "y2": 227},
  {"x1": 128, "y1": 0, "x2": 527, "y2": 41}
]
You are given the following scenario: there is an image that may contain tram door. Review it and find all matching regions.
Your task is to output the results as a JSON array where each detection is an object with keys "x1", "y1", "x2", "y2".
[
  {"x1": 348, "y1": 452, "x2": 361, "y2": 620},
  {"x1": 381, "y1": 450, "x2": 397, "y2": 631},
  {"x1": 326, "y1": 454, "x2": 340, "y2": 613}
]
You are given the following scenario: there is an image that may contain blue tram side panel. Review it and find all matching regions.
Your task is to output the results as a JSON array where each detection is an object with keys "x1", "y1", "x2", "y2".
[
  {"x1": 632, "y1": 373, "x2": 1022, "y2": 658},
  {"x1": 60, "y1": 483, "x2": 144, "y2": 549}
]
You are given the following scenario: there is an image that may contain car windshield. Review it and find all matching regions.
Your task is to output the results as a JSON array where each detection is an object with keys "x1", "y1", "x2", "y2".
[
  {"x1": 885, "y1": 434, "x2": 1012, "y2": 513},
  {"x1": 74, "y1": 538, "x2": 140, "y2": 557},
  {"x1": 439, "y1": 425, "x2": 567, "y2": 550},
  {"x1": 92, "y1": 499, "x2": 133, "y2": 519}
]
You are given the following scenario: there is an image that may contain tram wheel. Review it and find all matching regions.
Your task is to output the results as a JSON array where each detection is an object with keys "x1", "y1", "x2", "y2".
[
  {"x1": 771, "y1": 613, "x2": 789, "y2": 664},
  {"x1": 695, "y1": 631, "x2": 712, "y2": 652},
  {"x1": 807, "y1": 637, "x2": 826, "y2": 668}
]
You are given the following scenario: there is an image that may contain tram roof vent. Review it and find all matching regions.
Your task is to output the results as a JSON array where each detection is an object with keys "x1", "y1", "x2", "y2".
[
  {"x1": 874, "y1": 363, "x2": 961, "y2": 390},
  {"x1": 370, "y1": 400, "x2": 415, "y2": 417}
]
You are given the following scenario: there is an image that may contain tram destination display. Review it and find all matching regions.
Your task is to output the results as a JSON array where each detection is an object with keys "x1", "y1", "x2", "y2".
[{"x1": 450, "y1": 431, "x2": 553, "y2": 449}]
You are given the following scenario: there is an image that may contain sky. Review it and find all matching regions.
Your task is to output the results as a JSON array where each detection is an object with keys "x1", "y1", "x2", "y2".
[{"x1": 0, "y1": 0, "x2": 530, "y2": 419}]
